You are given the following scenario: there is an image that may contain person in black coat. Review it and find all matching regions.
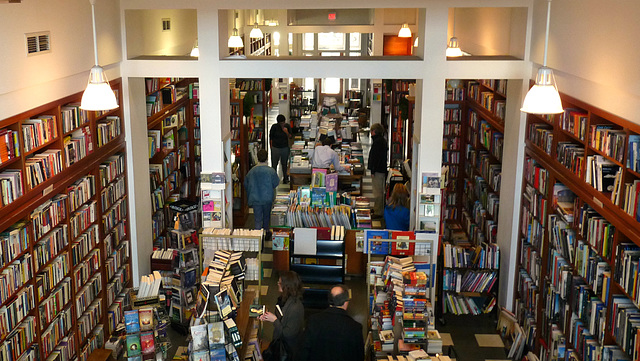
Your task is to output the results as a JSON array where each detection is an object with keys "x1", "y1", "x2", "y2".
[
  {"x1": 298, "y1": 285, "x2": 364, "y2": 361},
  {"x1": 368, "y1": 123, "x2": 388, "y2": 218}
]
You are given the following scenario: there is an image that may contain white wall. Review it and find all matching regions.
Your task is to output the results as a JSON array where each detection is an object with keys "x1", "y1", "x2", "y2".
[
  {"x1": 125, "y1": 9, "x2": 197, "y2": 58},
  {"x1": 0, "y1": 0, "x2": 121, "y2": 119}
]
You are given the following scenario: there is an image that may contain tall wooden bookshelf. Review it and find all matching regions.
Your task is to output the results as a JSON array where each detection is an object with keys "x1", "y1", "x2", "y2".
[
  {"x1": 387, "y1": 80, "x2": 415, "y2": 167},
  {"x1": 146, "y1": 77, "x2": 200, "y2": 249},
  {"x1": 234, "y1": 78, "x2": 269, "y2": 149},
  {"x1": 0, "y1": 79, "x2": 132, "y2": 361},
  {"x1": 230, "y1": 97, "x2": 247, "y2": 227},
  {"x1": 439, "y1": 79, "x2": 505, "y2": 318},
  {"x1": 516, "y1": 90, "x2": 640, "y2": 360}
]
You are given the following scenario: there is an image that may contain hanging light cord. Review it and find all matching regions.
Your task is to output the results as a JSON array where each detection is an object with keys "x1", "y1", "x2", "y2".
[
  {"x1": 90, "y1": 0, "x2": 98, "y2": 66},
  {"x1": 542, "y1": 0, "x2": 551, "y2": 67}
]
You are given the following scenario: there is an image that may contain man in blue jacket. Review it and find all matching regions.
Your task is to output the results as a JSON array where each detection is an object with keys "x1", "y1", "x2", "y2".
[{"x1": 244, "y1": 149, "x2": 281, "y2": 230}]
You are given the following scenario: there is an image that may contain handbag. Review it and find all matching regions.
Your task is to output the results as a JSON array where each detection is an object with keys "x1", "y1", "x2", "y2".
[{"x1": 263, "y1": 337, "x2": 291, "y2": 361}]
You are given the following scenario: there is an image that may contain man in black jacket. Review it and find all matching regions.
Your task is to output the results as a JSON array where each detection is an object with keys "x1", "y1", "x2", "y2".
[
  {"x1": 299, "y1": 285, "x2": 364, "y2": 361},
  {"x1": 368, "y1": 123, "x2": 388, "y2": 218}
]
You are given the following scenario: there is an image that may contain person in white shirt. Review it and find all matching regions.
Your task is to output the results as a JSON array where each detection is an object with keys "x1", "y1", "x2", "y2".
[{"x1": 311, "y1": 138, "x2": 347, "y2": 172}]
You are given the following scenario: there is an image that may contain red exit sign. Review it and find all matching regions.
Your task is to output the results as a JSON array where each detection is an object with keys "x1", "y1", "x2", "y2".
[{"x1": 328, "y1": 12, "x2": 336, "y2": 20}]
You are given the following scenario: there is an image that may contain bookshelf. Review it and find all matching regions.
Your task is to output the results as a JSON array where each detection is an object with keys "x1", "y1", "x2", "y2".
[
  {"x1": 234, "y1": 78, "x2": 268, "y2": 149},
  {"x1": 289, "y1": 85, "x2": 316, "y2": 132},
  {"x1": 146, "y1": 77, "x2": 199, "y2": 249},
  {"x1": 438, "y1": 79, "x2": 505, "y2": 324},
  {"x1": 515, "y1": 90, "x2": 640, "y2": 360},
  {"x1": 387, "y1": 80, "x2": 415, "y2": 167},
  {"x1": 229, "y1": 96, "x2": 247, "y2": 227},
  {"x1": 0, "y1": 79, "x2": 132, "y2": 361}
]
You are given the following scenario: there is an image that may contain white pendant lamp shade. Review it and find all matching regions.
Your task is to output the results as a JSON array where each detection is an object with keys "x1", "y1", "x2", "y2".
[
  {"x1": 81, "y1": 66, "x2": 119, "y2": 111},
  {"x1": 228, "y1": 28, "x2": 244, "y2": 48},
  {"x1": 521, "y1": 0, "x2": 563, "y2": 114},
  {"x1": 80, "y1": 0, "x2": 118, "y2": 111},
  {"x1": 520, "y1": 67, "x2": 563, "y2": 114},
  {"x1": 446, "y1": 37, "x2": 463, "y2": 57},
  {"x1": 398, "y1": 23, "x2": 412, "y2": 38},
  {"x1": 250, "y1": 24, "x2": 263, "y2": 39}
]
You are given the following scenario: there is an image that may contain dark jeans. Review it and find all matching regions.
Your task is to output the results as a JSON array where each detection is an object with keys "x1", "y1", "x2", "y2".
[
  {"x1": 271, "y1": 146, "x2": 289, "y2": 180},
  {"x1": 253, "y1": 203, "x2": 272, "y2": 230}
]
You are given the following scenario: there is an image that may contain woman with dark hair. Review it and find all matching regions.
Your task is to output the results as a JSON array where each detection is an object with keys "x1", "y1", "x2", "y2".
[
  {"x1": 259, "y1": 270, "x2": 304, "y2": 360},
  {"x1": 384, "y1": 183, "x2": 411, "y2": 231}
]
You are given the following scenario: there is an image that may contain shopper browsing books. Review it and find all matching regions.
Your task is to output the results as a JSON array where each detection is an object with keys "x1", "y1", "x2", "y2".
[
  {"x1": 244, "y1": 149, "x2": 281, "y2": 230},
  {"x1": 310, "y1": 137, "x2": 347, "y2": 172},
  {"x1": 270, "y1": 114, "x2": 292, "y2": 183},
  {"x1": 384, "y1": 183, "x2": 411, "y2": 231},
  {"x1": 299, "y1": 284, "x2": 364, "y2": 361},
  {"x1": 260, "y1": 271, "x2": 305, "y2": 361},
  {"x1": 368, "y1": 123, "x2": 388, "y2": 218}
]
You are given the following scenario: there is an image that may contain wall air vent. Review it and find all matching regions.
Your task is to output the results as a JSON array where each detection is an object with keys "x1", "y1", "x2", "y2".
[{"x1": 25, "y1": 31, "x2": 51, "y2": 56}]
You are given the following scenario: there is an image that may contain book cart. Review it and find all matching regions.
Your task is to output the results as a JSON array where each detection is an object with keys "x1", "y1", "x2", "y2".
[{"x1": 365, "y1": 230, "x2": 440, "y2": 359}]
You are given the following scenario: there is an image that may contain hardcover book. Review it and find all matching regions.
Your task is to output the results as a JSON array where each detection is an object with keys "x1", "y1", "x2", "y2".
[
  {"x1": 138, "y1": 308, "x2": 153, "y2": 331},
  {"x1": 191, "y1": 323, "x2": 209, "y2": 351},
  {"x1": 124, "y1": 310, "x2": 140, "y2": 334},
  {"x1": 140, "y1": 331, "x2": 155, "y2": 354},
  {"x1": 126, "y1": 333, "x2": 142, "y2": 357},
  {"x1": 208, "y1": 322, "x2": 225, "y2": 350}
]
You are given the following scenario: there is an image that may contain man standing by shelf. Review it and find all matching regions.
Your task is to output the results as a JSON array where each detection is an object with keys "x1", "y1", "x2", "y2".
[
  {"x1": 299, "y1": 285, "x2": 364, "y2": 361},
  {"x1": 245, "y1": 149, "x2": 280, "y2": 231},
  {"x1": 270, "y1": 114, "x2": 292, "y2": 183},
  {"x1": 368, "y1": 123, "x2": 388, "y2": 219}
]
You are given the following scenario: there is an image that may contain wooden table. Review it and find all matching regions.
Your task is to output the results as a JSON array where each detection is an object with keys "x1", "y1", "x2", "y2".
[
  {"x1": 288, "y1": 171, "x2": 364, "y2": 195},
  {"x1": 236, "y1": 289, "x2": 257, "y2": 358}
]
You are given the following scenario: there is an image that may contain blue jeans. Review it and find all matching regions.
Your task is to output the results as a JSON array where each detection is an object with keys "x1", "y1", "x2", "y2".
[
  {"x1": 271, "y1": 146, "x2": 289, "y2": 180},
  {"x1": 253, "y1": 203, "x2": 272, "y2": 230}
]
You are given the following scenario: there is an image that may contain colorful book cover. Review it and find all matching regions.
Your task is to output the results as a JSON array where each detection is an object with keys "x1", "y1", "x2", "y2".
[
  {"x1": 210, "y1": 347, "x2": 226, "y2": 361},
  {"x1": 138, "y1": 308, "x2": 153, "y2": 331},
  {"x1": 391, "y1": 231, "x2": 416, "y2": 256},
  {"x1": 124, "y1": 310, "x2": 140, "y2": 334},
  {"x1": 140, "y1": 331, "x2": 155, "y2": 355},
  {"x1": 192, "y1": 350, "x2": 210, "y2": 361},
  {"x1": 207, "y1": 322, "x2": 225, "y2": 350},
  {"x1": 326, "y1": 172, "x2": 339, "y2": 192},
  {"x1": 126, "y1": 334, "x2": 141, "y2": 357},
  {"x1": 191, "y1": 323, "x2": 209, "y2": 351},
  {"x1": 365, "y1": 230, "x2": 389, "y2": 254}
]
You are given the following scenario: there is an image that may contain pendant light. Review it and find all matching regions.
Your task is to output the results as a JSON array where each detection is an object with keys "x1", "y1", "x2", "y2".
[
  {"x1": 228, "y1": 11, "x2": 244, "y2": 48},
  {"x1": 398, "y1": 23, "x2": 412, "y2": 38},
  {"x1": 190, "y1": 38, "x2": 199, "y2": 57},
  {"x1": 446, "y1": 9, "x2": 463, "y2": 57},
  {"x1": 521, "y1": 0, "x2": 563, "y2": 114},
  {"x1": 80, "y1": 0, "x2": 118, "y2": 111},
  {"x1": 249, "y1": 10, "x2": 263, "y2": 39}
]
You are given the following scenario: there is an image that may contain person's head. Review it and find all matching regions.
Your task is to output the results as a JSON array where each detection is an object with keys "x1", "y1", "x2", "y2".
[
  {"x1": 388, "y1": 183, "x2": 410, "y2": 209},
  {"x1": 328, "y1": 284, "x2": 350, "y2": 310},
  {"x1": 321, "y1": 137, "x2": 334, "y2": 146},
  {"x1": 277, "y1": 114, "x2": 286, "y2": 123},
  {"x1": 371, "y1": 123, "x2": 384, "y2": 137},
  {"x1": 257, "y1": 149, "x2": 268, "y2": 163},
  {"x1": 278, "y1": 271, "x2": 303, "y2": 302}
]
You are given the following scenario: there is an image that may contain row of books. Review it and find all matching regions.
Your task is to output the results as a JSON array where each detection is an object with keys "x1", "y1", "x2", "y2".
[
  {"x1": 443, "y1": 291, "x2": 496, "y2": 315},
  {"x1": 443, "y1": 242, "x2": 500, "y2": 269},
  {"x1": 71, "y1": 224, "x2": 99, "y2": 267},
  {"x1": 528, "y1": 122, "x2": 554, "y2": 155},
  {"x1": 31, "y1": 194, "x2": 67, "y2": 240},
  {"x1": 25, "y1": 148, "x2": 63, "y2": 189},
  {"x1": 0, "y1": 129, "x2": 20, "y2": 164},
  {"x1": 96, "y1": 116, "x2": 121, "y2": 148},
  {"x1": 561, "y1": 108, "x2": 588, "y2": 141},
  {"x1": 201, "y1": 228, "x2": 262, "y2": 253},
  {"x1": 556, "y1": 141, "x2": 585, "y2": 178},
  {"x1": 22, "y1": 116, "x2": 58, "y2": 153},
  {"x1": 101, "y1": 175, "x2": 125, "y2": 213},
  {"x1": 60, "y1": 103, "x2": 89, "y2": 134},
  {"x1": 63, "y1": 126, "x2": 93, "y2": 167},
  {"x1": 69, "y1": 200, "x2": 97, "y2": 239},
  {"x1": 68, "y1": 174, "x2": 95, "y2": 213},
  {"x1": 590, "y1": 125, "x2": 626, "y2": 163},
  {"x1": 0, "y1": 169, "x2": 23, "y2": 207},
  {"x1": 443, "y1": 269, "x2": 498, "y2": 293}
]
